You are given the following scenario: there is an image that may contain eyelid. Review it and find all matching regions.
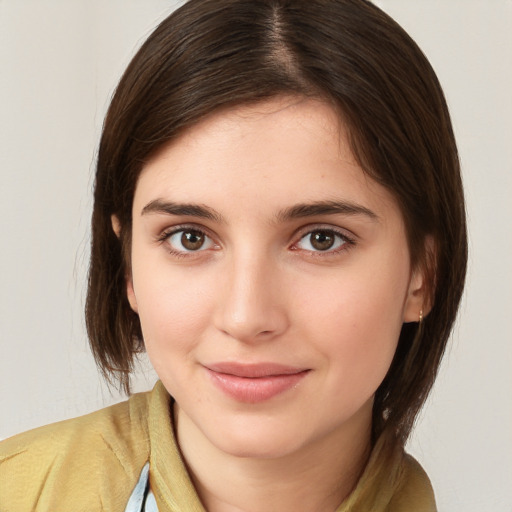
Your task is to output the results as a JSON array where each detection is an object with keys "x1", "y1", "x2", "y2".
[
  {"x1": 292, "y1": 223, "x2": 356, "y2": 242},
  {"x1": 157, "y1": 223, "x2": 220, "y2": 254},
  {"x1": 290, "y1": 224, "x2": 357, "y2": 253},
  {"x1": 157, "y1": 222, "x2": 216, "y2": 241}
]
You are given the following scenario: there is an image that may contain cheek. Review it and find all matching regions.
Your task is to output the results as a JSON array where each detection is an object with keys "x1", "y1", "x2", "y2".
[
  {"x1": 296, "y1": 259, "x2": 409, "y2": 390},
  {"x1": 300, "y1": 265, "x2": 407, "y2": 340},
  {"x1": 132, "y1": 263, "x2": 216, "y2": 356},
  {"x1": 309, "y1": 291, "x2": 401, "y2": 371}
]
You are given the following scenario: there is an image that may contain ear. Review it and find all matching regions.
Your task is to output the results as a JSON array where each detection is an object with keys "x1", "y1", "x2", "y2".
[
  {"x1": 111, "y1": 214, "x2": 122, "y2": 238},
  {"x1": 126, "y1": 278, "x2": 139, "y2": 314},
  {"x1": 111, "y1": 214, "x2": 139, "y2": 314},
  {"x1": 403, "y1": 236, "x2": 435, "y2": 323}
]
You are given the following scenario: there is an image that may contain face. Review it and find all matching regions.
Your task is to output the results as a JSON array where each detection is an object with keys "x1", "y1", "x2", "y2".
[{"x1": 126, "y1": 97, "x2": 425, "y2": 459}]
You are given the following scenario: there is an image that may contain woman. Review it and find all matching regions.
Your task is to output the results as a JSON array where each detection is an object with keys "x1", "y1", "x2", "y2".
[{"x1": 0, "y1": 0, "x2": 467, "y2": 510}]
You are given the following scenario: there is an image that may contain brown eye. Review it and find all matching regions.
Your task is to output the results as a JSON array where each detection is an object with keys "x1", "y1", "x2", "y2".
[
  {"x1": 181, "y1": 230, "x2": 205, "y2": 250},
  {"x1": 296, "y1": 229, "x2": 348, "y2": 253},
  {"x1": 166, "y1": 228, "x2": 215, "y2": 253},
  {"x1": 310, "y1": 231, "x2": 335, "y2": 251}
]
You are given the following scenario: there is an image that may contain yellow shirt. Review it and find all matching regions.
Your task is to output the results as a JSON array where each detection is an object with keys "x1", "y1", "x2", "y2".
[{"x1": 0, "y1": 381, "x2": 436, "y2": 511}]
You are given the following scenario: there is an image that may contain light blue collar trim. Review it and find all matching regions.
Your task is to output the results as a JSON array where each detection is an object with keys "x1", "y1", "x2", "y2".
[{"x1": 124, "y1": 462, "x2": 159, "y2": 512}]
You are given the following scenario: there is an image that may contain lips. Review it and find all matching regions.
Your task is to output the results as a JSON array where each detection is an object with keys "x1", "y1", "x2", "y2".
[{"x1": 204, "y1": 362, "x2": 309, "y2": 403}]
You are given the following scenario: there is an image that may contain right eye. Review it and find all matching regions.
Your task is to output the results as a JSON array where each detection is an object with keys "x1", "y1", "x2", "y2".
[
  {"x1": 164, "y1": 228, "x2": 216, "y2": 253},
  {"x1": 295, "y1": 229, "x2": 348, "y2": 252}
]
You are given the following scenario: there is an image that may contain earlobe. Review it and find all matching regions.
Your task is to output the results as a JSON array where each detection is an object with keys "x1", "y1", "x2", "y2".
[
  {"x1": 403, "y1": 236, "x2": 435, "y2": 323},
  {"x1": 403, "y1": 268, "x2": 429, "y2": 323},
  {"x1": 111, "y1": 215, "x2": 122, "y2": 238},
  {"x1": 111, "y1": 214, "x2": 138, "y2": 313},
  {"x1": 126, "y1": 278, "x2": 139, "y2": 314}
]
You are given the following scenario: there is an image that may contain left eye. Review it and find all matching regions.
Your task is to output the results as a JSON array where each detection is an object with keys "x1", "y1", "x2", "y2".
[
  {"x1": 166, "y1": 229, "x2": 215, "y2": 252},
  {"x1": 296, "y1": 229, "x2": 348, "y2": 252}
]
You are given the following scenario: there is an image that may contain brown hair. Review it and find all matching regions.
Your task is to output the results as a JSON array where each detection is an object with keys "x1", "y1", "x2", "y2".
[{"x1": 86, "y1": 0, "x2": 467, "y2": 445}]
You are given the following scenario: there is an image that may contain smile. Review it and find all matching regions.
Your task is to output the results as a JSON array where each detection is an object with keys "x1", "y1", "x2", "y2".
[{"x1": 204, "y1": 362, "x2": 310, "y2": 403}]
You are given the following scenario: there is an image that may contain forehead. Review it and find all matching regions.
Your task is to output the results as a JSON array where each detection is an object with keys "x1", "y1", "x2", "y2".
[{"x1": 133, "y1": 97, "x2": 399, "y2": 223}]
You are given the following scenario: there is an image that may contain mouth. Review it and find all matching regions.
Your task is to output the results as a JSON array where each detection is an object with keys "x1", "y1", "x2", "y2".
[{"x1": 204, "y1": 362, "x2": 310, "y2": 403}]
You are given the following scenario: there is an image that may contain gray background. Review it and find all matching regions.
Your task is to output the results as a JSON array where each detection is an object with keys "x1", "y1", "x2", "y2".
[{"x1": 1, "y1": 1, "x2": 511, "y2": 509}]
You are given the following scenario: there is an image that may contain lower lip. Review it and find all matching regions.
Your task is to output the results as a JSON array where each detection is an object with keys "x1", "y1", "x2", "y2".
[{"x1": 206, "y1": 369, "x2": 309, "y2": 403}]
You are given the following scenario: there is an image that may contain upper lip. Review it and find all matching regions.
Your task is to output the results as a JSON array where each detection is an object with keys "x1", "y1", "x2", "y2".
[{"x1": 205, "y1": 362, "x2": 308, "y2": 378}]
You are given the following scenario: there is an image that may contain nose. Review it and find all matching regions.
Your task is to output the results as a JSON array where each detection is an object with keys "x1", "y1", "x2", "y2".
[{"x1": 214, "y1": 251, "x2": 289, "y2": 343}]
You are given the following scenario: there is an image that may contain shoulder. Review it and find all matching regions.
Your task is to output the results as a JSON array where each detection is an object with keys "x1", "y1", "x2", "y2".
[
  {"x1": 0, "y1": 391, "x2": 151, "y2": 512},
  {"x1": 341, "y1": 431, "x2": 438, "y2": 512},
  {"x1": 388, "y1": 452, "x2": 437, "y2": 512}
]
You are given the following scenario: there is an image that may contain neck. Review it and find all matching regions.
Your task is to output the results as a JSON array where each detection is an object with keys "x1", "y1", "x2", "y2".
[{"x1": 174, "y1": 402, "x2": 372, "y2": 512}]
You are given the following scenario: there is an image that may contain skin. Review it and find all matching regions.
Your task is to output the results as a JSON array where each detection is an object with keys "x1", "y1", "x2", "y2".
[{"x1": 121, "y1": 97, "x2": 427, "y2": 511}]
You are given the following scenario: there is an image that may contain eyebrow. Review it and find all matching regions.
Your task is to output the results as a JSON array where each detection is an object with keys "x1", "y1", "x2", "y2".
[
  {"x1": 140, "y1": 198, "x2": 378, "y2": 223},
  {"x1": 141, "y1": 199, "x2": 224, "y2": 223},
  {"x1": 275, "y1": 200, "x2": 379, "y2": 222}
]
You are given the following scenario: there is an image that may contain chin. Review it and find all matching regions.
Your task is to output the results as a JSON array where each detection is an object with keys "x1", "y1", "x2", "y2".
[
  {"x1": 212, "y1": 431, "x2": 302, "y2": 460},
  {"x1": 200, "y1": 411, "x2": 317, "y2": 460}
]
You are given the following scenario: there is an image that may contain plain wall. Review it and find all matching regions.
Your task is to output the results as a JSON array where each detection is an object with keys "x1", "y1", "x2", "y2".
[{"x1": 1, "y1": 1, "x2": 511, "y2": 510}]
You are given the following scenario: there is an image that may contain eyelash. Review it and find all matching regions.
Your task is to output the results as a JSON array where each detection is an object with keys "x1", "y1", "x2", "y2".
[
  {"x1": 157, "y1": 224, "x2": 356, "y2": 258},
  {"x1": 157, "y1": 224, "x2": 218, "y2": 258},
  {"x1": 291, "y1": 226, "x2": 356, "y2": 256}
]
